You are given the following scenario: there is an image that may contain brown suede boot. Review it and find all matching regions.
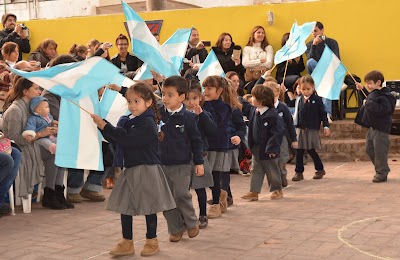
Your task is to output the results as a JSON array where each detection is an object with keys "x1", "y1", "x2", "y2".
[
  {"x1": 270, "y1": 189, "x2": 284, "y2": 200},
  {"x1": 140, "y1": 238, "x2": 159, "y2": 256},
  {"x1": 169, "y1": 230, "x2": 184, "y2": 242},
  {"x1": 109, "y1": 238, "x2": 134, "y2": 256},
  {"x1": 207, "y1": 204, "x2": 222, "y2": 219},
  {"x1": 241, "y1": 192, "x2": 259, "y2": 201},
  {"x1": 219, "y1": 189, "x2": 228, "y2": 213}
]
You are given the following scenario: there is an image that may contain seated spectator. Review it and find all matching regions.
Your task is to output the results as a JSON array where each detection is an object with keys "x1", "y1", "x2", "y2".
[
  {"x1": 2, "y1": 75, "x2": 71, "y2": 210},
  {"x1": 1, "y1": 42, "x2": 19, "y2": 68},
  {"x1": 0, "y1": 13, "x2": 30, "y2": 61},
  {"x1": 111, "y1": 34, "x2": 143, "y2": 74},
  {"x1": 181, "y1": 28, "x2": 207, "y2": 77},
  {"x1": 242, "y1": 25, "x2": 274, "y2": 92},
  {"x1": 69, "y1": 44, "x2": 88, "y2": 61},
  {"x1": 28, "y1": 38, "x2": 58, "y2": 68},
  {"x1": 87, "y1": 39, "x2": 100, "y2": 57},
  {"x1": 0, "y1": 132, "x2": 21, "y2": 217},
  {"x1": 226, "y1": 71, "x2": 243, "y2": 97},
  {"x1": 212, "y1": 33, "x2": 245, "y2": 82}
]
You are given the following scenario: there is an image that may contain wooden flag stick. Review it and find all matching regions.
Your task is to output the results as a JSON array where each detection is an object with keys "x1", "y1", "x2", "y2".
[
  {"x1": 69, "y1": 100, "x2": 92, "y2": 115},
  {"x1": 347, "y1": 71, "x2": 368, "y2": 98},
  {"x1": 282, "y1": 59, "x2": 289, "y2": 84}
]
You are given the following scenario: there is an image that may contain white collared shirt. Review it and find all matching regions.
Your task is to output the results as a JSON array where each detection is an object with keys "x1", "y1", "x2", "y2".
[
  {"x1": 274, "y1": 100, "x2": 279, "y2": 108},
  {"x1": 167, "y1": 104, "x2": 183, "y2": 115}
]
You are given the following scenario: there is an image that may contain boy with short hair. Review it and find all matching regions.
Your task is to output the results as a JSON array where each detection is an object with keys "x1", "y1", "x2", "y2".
[
  {"x1": 160, "y1": 75, "x2": 204, "y2": 242},
  {"x1": 356, "y1": 70, "x2": 396, "y2": 183}
]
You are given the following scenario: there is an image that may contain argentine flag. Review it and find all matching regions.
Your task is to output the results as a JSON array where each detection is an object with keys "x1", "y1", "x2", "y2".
[
  {"x1": 12, "y1": 57, "x2": 135, "y2": 171},
  {"x1": 197, "y1": 50, "x2": 225, "y2": 84},
  {"x1": 312, "y1": 45, "x2": 346, "y2": 100},
  {"x1": 99, "y1": 87, "x2": 130, "y2": 127},
  {"x1": 122, "y1": 1, "x2": 179, "y2": 77},
  {"x1": 274, "y1": 21, "x2": 316, "y2": 65},
  {"x1": 134, "y1": 28, "x2": 192, "y2": 80}
]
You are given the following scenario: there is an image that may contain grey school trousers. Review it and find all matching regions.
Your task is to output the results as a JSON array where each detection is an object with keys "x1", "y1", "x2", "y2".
[
  {"x1": 250, "y1": 146, "x2": 282, "y2": 193},
  {"x1": 366, "y1": 128, "x2": 390, "y2": 180},
  {"x1": 162, "y1": 164, "x2": 198, "y2": 234}
]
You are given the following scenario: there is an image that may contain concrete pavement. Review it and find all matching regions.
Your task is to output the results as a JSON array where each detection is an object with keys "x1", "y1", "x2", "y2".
[{"x1": 2, "y1": 160, "x2": 400, "y2": 260}]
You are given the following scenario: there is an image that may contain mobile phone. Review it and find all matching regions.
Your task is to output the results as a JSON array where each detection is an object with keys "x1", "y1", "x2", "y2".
[{"x1": 202, "y1": 41, "x2": 211, "y2": 47}]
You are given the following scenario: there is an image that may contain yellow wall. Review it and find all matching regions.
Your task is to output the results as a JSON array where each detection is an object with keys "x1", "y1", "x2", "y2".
[{"x1": 23, "y1": 0, "x2": 399, "y2": 80}]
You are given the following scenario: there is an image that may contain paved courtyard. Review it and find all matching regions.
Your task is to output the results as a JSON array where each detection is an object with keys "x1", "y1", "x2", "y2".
[{"x1": 2, "y1": 160, "x2": 400, "y2": 260}]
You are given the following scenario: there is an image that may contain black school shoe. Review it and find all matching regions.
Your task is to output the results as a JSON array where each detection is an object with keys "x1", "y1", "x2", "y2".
[{"x1": 199, "y1": 216, "x2": 208, "y2": 229}]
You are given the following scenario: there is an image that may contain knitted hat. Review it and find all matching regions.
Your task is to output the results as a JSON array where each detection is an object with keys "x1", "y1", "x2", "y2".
[
  {"x1": 29, "y1": 96, "x2": 47, "y2": 114},
  {"x1": 1, "y1": 13, "x2": 17, "y2": 27}
]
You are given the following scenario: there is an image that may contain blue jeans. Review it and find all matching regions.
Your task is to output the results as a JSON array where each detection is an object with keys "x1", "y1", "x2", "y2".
[
  {"x1": 67, "y1": 168, "x2": 109, "y2": 194},
  {"x1": 322, "y1": 97, "x2": 332, "y2": 115},
  {"x1": 0, "y1": 147, "x2": 21, "y2": 205},
  {"x1": 307, "y1": 58, "x2": 318, "y2": 74}
]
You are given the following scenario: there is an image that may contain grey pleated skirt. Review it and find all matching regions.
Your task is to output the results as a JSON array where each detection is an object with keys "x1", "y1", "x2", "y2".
[
  {"x1": 279, "y1": 136, "x2": 290, "y2": 163},
  {"x1": 296, "y1": 129, "x2": 322, "y2": 150},
  {"x1": 228, "y1": 148, "x2": 240, "y2": 170},
  {"x1": 207, "y1": 151, "x2": 230, "y2": 172},
  {"x1": 106, "y1": 164, "x2": 176, "y2": 216},
  {"x1": 190, "y1": 156, "x2": 214, "y2": 189}
]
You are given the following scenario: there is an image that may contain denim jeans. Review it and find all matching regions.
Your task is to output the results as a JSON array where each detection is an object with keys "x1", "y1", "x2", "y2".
[
  {"x1": 306, "y1": 58, "x2": 318, "y2": 74},
  {"x1": 0, "y1": 147, "x2": 21, "y2": 205},
  {"x1": 67, "y1": 167, "x2": 109, "y2": 194}
]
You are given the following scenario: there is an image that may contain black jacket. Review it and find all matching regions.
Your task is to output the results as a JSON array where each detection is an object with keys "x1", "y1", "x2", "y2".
[
  {"x1": 28, "y1": 50, "x2": 51, "y2": 68},
  {"x1": 0, "y1": 29, "x2": 30, "y2": 61},
  {"x1": 275, "y1": 56, "x2": 305, "y2": 83},
  {"x1": 306, "y1": 37, "x2": 340, "y2": 61},
  {"x1": 212, "y1": 45, "x2": 245, "y2": 79},
  {"x1": 101, "y1": 109, "x2": 161, "y2": 168},
  {"x1": 295, "y1": 93, "x2": 329, "y2": 130},
  {"x1": 227, "y1": 108, "x2": 247, "y2": 150},
  {"x1": 159, "y1": 105, "x2": 204, "y2": 166},
  {"x1": 111, "y1": 52, "x2": 143, "y2": 73},
  {"x1": 242, "y1": 101, "x2": 285, "y2": 160},
  {"x1": 197, "y1": 110, "x2": 218, "y2": 152},
  {"x1": 361, "y1": 87, "x2": 396, "y2": 133},
  {"x1": 203, "y1": 99, "x2": 232, "y2": 151},
  {"x1": 276, "y1": 101, "x2": 297, "y2": 142},
  {"x1": 181, "y1": 46, "x2": 208, "y2": 74}
]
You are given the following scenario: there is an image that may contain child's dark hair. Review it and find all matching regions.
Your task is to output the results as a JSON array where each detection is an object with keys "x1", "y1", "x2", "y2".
[
  {"x1": 126, "y1": 82, "x2": 162, "y2": 128},
  {"x1": 203, "y1": 75, "x2": 241, "y2": 109},
  {"x1": 187, "y1": 79, "x2": 202, "y2": 95},
  {"x1": 299, "y1": 75, "x2": 315, "y2": 87},
  {"x1": 364, "y1": 70, "x2": 384, "y2": 85},
  {"x1": 163, "y1": 76, "x2": 188, "y2": 96},
  {"x1": 251, "y1": 84, "x2": 275, "y2": 108}
]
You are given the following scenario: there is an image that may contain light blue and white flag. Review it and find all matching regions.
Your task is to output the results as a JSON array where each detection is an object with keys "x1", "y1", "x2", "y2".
[
  {"x1": 312, "y1": 45, "x2": 346, "y2": 100},
  {"x1": 133, "y1": 63, "x2": 153, "y2": 80},
  {"x1": 11, "y1": 57, "x2": 125, "y2": 101},
  {"x1": 122, "y1": 1, "x2": 179, "y2": 77},
  {"x1": 99, "y1": 87, "x2": 130, "y2": 127},
  {"x1": 133, "y1": 28, "x2": 192, "y2": 80},
  {"x1": 56, "y1": 94, "x2": 104, "y2": 170},
  {"x1": 197, "y1": 50, "x2": 225, "y2": 84},
  {"x1": 162, "y1": 28, "x2": 192, "y2": 72},
  {"x1": 274, "y1": 21, "x2": 316, "y2": 65}
]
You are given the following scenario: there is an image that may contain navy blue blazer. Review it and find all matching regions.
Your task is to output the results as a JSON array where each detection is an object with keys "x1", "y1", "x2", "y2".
[
  {"x1": 242, "y1": 101, "x2": 285, "y2": 160},
  {"x1": 296, "y1": 93, "x2": 329, "y2": 130},
  {"x1": 197, "y1": 110, "x2": 218, "y2": 152},
  {"x1": 101, "y1": 109, "x2": 160, "y2": 168},
  {"x1": 227, "y1": 108, "x2": 247, "y2": 150},
  {"x1": 159, "y1": 105, "x2": 204, "y2": 166},
  {"x1": 203, "y1": 99, "x2": 232, "y2": 151},
  {"x1": 276, "y1": 101, "x2": 297, "y2": 142}
]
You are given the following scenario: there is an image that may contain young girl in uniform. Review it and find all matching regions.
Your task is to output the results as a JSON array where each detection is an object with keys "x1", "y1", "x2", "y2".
[
  {"x1": 91, "y1": 82, "x2": 176, "y2": 257},
  {"x1": 184, "y1": 79, "x2": 217, "y2": 228},
  {"x1": 291, "y1": 75, "x2": 330, "y2": 181}
]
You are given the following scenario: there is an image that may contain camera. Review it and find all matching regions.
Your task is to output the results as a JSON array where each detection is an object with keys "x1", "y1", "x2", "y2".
[
  {"x1": 319, "y1": 35, "x2": 326, "y2": 40},
  {"x1": 21, "y1": 23, "x2": 27, "y2": 30},
  {"x1": 202, "y1": 41, "x2": 211, "y2": 47}
]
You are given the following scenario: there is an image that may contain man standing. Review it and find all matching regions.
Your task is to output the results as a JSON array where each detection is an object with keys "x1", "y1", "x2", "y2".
[
  {"x1": 306, "y1": 21, "x2": 340, "y2": 122},
  {"x1": 0, "y1": 13, "x2": 30, "y2": 61}
]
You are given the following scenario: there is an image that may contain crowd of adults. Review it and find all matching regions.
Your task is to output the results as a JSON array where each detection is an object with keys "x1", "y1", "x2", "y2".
[{"x1": 0, "y1": 11, "x2": 340, "y2": 217}]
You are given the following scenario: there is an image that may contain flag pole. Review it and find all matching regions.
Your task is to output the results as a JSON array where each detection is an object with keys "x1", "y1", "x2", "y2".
[
  {"x1": 282, "y1": 59, "x2": 289, "y2": 84},
  {"x1": 69, "y1": 100, "x2": 92, "y2": 115},
  {"x1": 347, "y1": 71, "x2": 368, "y2": 98}
]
